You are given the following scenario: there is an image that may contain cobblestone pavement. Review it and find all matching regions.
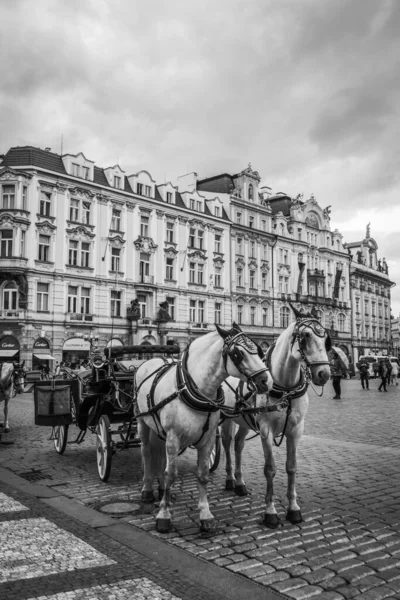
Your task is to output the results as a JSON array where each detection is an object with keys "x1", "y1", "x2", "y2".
[{"x1": 1, "y1": 378, "x2": 400, "y2": 599}]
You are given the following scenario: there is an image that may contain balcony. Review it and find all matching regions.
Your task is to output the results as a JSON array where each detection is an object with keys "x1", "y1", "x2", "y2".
[
  {"x1": 66, "y1": 313, "x2": 93, "y2": 322},
  {"x1": 0, "y1": 309, "x2": 24, "y2": 319},
  {"x1": 140, "y1": 275, "x2": 154, "y2": 284}
]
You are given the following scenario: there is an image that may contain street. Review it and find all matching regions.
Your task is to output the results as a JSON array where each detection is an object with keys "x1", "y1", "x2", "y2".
[{"x1": 1, "y1": 378, "x2": 400, "y2": 599}]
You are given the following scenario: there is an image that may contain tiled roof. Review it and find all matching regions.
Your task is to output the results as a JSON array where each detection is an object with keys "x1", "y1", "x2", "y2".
[
  {"x1": 268, "y1": 194, "x2": 294, "y2": 216},
  {"x1": 93, "y1": 165, "x2": 110, "y2": 187},
  {"x1": 197, "y1": 173, "x2": 236, "y2": 194},
  {"x1": 3, "y1": 146, "x2": 68, "y2": 175}
]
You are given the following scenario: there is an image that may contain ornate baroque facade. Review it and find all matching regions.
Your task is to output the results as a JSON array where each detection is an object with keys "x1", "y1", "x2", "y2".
[{"x1": 0, "y1": 146, "x2": 395, "y2": 368}]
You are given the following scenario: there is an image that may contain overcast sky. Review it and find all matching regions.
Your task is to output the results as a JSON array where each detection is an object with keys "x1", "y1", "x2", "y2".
[{"x1": 1, "y1": 0, "x2": 399, "y2": 312}]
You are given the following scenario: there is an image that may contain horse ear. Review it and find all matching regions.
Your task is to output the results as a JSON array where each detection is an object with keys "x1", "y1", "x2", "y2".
[
  {"x1": 215, "y1": 323, "x2": 230, "y2": 339},
  {"x1": 21, "y1": 360, "x2": 25, "y2": 368},
  {"x1": 288, "y1": 302, "x2": 303, "y2": 320},
  {"x1": 232, "y1": 321, "x2": 242, "y2": 332}
]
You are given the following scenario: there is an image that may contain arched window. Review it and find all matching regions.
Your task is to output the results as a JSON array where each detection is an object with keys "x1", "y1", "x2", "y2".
[
  {"x1": 3, "y1": 282, "x2": 18, "y2": 311},
  {"x1": 280, "y1": 306, "x2": 290, "y2": 328},
  {"x1": 248, "y1": 184, "x2": 254, "y2": 200},
  {"x1": 338, "y1": 313, "x2": 345, "y2": 332}
]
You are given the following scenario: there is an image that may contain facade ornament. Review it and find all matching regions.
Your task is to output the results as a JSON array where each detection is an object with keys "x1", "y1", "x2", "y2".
[
  {"x1": 36, "y1": 220, "x2": 57, "y2": 233},
  {"x1": 127, "y1": 298, "x2": 141, "y2": 321},
  {"x1": 66, "y1": 225, "x2": 95, "y2": 239},
  {"x1": 126, "y1": 201, "x2": 136, "y2": 211},
  {"x1": 134, "y1": 236, "x2": 158, "y2": 253},
  {"x1": 323, "y1": 205, "x2": 332, "y2": 219},
  {"x1": 366, "y1": 222, "x2": 371, "y2": 239},
  {"x1": 155, "y1": 300, "x2": 172, "y2": 323},
  {"x1": 178, "y1": 215, "x2": 189, "y2": 223}
]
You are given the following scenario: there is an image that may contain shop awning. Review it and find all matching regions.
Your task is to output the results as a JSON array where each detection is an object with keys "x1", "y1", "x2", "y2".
[
  {"x1": 33, "y1": 353, "x2": 55, "y2": 360},
  {"x1": 0, "y1": 350, "x2": 18, "y2": 358}
]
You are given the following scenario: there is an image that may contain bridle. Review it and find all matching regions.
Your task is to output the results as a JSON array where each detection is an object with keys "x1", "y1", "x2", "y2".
[
  {"x1": 290, "y1": 317, "x2": 331, "y2": 370},
  {"x1": 222, "y1": 331, "x2": 270, "y2": 389}
]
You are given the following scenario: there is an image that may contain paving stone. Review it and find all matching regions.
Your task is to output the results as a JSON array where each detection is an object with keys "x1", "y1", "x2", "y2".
[
  {"x1": 301, "y1": 568, "x2": 336, "y2": 585},
  {"x1": 284, "y1": 584, "x2": 323, "y2": 599},
  {"x1": 352, "y1": 585, "x2": 397, "y2": 600}
]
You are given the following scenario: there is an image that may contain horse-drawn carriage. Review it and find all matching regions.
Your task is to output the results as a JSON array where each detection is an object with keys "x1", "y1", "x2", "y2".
[{"x1": 33, "y1": 343, "x2": 221, "y2": 481}]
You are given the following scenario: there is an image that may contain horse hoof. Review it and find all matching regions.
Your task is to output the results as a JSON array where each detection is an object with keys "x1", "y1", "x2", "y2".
[
  {"x1": 234, "y1": 484, "x2": 248, "y2": 496},
  {"x1": 225, "y1": 480, "x2": 235, "y2": 491},
  {"x1": 4, "y1": 428, "x2": 9, "y2": 434},
  {"x1": 286, "y1": 509, "x2": 303, "y2": 524},
  {"x1": 158, "y1": 488, "x2": 164, "y2": 501},
  {"x1": 156, "y1": 518, "x2": 171, "y2": 533},
  {"x1": 141, "y1": 491, "x2": 155, "y2": 504},
  {"x1": 263, "y1": 513, "x2": 281, "y2": 529},
  {"x1": 200, "y1": 518, "x2": 217, "y2": 533}
]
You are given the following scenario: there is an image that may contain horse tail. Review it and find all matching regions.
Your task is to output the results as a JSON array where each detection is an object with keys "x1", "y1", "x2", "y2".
[{"x1": 148, "y1": 429, "x2": 166, "y2": 481}]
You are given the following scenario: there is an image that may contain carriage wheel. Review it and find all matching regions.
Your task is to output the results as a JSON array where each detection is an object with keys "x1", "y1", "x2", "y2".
[
  {"x1": 54, "y1": 425, "x2": 69, "y2": 454},
  {"x1": 209, "y1": 428, "x2": 221, "y2": 472},
  {"x1": 96, "y1": 415, "x2": 112, "y2": 482}
]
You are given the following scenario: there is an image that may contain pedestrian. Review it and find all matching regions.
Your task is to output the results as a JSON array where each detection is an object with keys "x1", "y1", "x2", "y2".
[
  {"x1": 356, "y1": 358, "x2": 370, "y2": 390},
  {"x1": 330, "y1": 351, "x2": 344, "y2": 399},
  {"x1": 378, "y1": 360, "x2": 389, "y2": 392},
  {"x1": 372, "y1": 360, "x2": 379, "y2": 379},
  {"x1": 390, "y1": 360, "x2": 399, "y2": 386},
  {"x1": 54, "y1": 361, "x2": 60, "y2": 377}
]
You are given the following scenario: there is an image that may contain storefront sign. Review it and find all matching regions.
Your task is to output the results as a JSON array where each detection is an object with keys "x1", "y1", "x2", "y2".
[
  {"x1": 0, "y1": 335, "x2": 20, "y2": 350},
  {"x1": 33, "y1": 338, "x2": 50, "y2": 349},
  {"x1": 63, "y1": 338, "x2": 91, "y2": 351}
]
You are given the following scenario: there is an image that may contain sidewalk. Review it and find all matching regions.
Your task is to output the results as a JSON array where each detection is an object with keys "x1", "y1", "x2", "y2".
[{"x1": 0, "y1": 467, "x2": 283, "y2": 600}]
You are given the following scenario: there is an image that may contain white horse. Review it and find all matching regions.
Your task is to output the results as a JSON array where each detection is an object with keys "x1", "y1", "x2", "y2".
[
  {"x1": 220, "y1": 305, "x2": 331, "y2": 528},
  {"x1": 0, "y1": 361, "x2": 26, "y2": 433},
  {"x1": 135, "y1": 324, "x2": 273, "y2": 533}
]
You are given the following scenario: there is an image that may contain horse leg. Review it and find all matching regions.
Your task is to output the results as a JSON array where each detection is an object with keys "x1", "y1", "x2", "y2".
[
  {"x1": 285, "y1": 423, "x2": 304, "y2": 524},
  {"x1": 3, "y1": 396, "x2": 10, "y2": 433},
  {"x1": 260, "y1": 425, "x2": 280, "y2": 528},
  {"x1": 156, "y1": 430, "x2": 180, "y2": 533},
  {"x1": 138, "y1": 419, "x2": 156, "y2": 504},
  {"x1": 234, "y1": 423, "x2": 249, "y2": 496},
  {"x1": 197, "y1": 432, "x2": 217, "y2": 532},
  {"x1": 221, "y1": 419, "x2": 235, "y2": 490}
]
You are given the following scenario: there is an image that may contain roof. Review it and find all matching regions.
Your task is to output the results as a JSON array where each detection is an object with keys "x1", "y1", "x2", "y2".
[
  {"x1": 3, "y1": 146, "x2": 68, "y2": 175},
  {"x1": 197, "y1": 173, "x2": 237, "y2": 194},
  {"x1": 267, "y1": 194, "x2": 294, "y2": 216}
]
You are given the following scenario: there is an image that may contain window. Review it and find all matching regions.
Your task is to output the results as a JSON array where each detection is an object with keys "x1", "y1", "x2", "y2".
[
  {"x1": 237, "y1": 238, "x2": 243, "y2": 254},
  {"x1": 214, "y1": 233, "x2": 221, "y2": 253},
  {"x1": 140, "y1": 215, "x2": 149, "y2": 237},
  {"x1": 137, "y1": 183, "x2": 143, "y2": 195},
  {"x1": 237, "y1": 304, "x2": 243, "y2": 325},
  {"x1": 356, "y1": 298, "x2": 360, "y2": 312},
  {"x1": 144, "y1": 185, "x2": 151, "y2": 197},
  {"x1": 82, "y1": 201, "x2": 91, "y2": 225},
  {"x1": 111, "y1": 290, "x2": 121, "y2": 317},
  {"x1": 139, "y1": 253, "x2": 150, "y2": 279},
  {"x1": 82, "y1": 166, "x2": 89, "y2": 180},
  {"x1": 280, "y1": 223, "x2": 284, "y2": 236},
  {"x1": 166, "y1": 297, "x2": 175, "y2": 320},
  {"x1": 72, "y1": 163, "x2": 80, "y2": 177},
  {"x1": 262, "y1": 307, "x2": 268, "y2": 326},
  {"x1": 111, "y1": 247, "x2": 121, "y2": 272},
  {"x1": 2, "y1": 185, "x2": 15, "y2": 209},
  {"x1": 250, "y1": 305, "x2": 256, "y2": 325},
  {"x1": 197, "y1": 263, "x2": 204, "y2": 285},
  {"x1": 250, "y1": 241, "x2": 255, "y2": 257},
  {"x1": 189, "y1": 299, "x2": 204, "y2": 323},
  {"x1": 68, "y1": 285, "x2": 78, "y2": 312},
  {"x1": 0, "y1": 230, "x2": 13, "y2": 258},
  {"x1": 215, "y1": 302, "x2": 222, "y2": 324},
  {"x1": 248, "y1": 184, "x2": 254, "y2": 200},
  {"x1": 196, "y1": 201, "x2": 201, "y2": 211},
  {"x1": 298, "y1": 228, "x2": 302, "y2": 241},
  {"x1": 20, "y1": 231, "x2": 25, "y2": 257},
  {"x1": 3, "y1": 282, "x2": 17, "y2": 311},
  {"x1": 280, "y1": 306, "x2": 290, "y2": 328},
  {"x1": 22, "y1": 186, "x2": 28, "y2": 210},
  {"x1": 262, "y1": 244, "x2": 267, "y2": 260},
  {"x1": 279, "y1": 276, "x2": 289, "y2": 293},
  {"x1": 166, "y1": 192, "x2": 173, "y2": 204},
  {"x1": 262, "y1": 219, "x2": 266, "y2": 231},
  {"x1": 114, "y1": 175, "x2": 121, "y2": 189},
  {"x1": 189, "y1": 262, "x2": 196, "y2": 283},
  {"x1": 166, "y1": 222, "x2": 174, "y2": 243},
  {"x1": 237, "y1": 268, "x2": 243, "y2": 287},
  {"x1": 189, "y1": 299, "x2": 196, "y2": 322},
  {"x1": 68, "y1": 240, "x2": 78, "y2": 266},
  {"x1": 80, "y1": 287, "x2": 90, "y2": 314},
  {"x1": 166, "y1": 257, "x2": 174, "y2": 280},
  {"x1": 111, "y1": 208, "x2": 121, "y2": 231},
  {"x1": 137, "y1": 294, "x2": 147, "y2": 318},
  {"x1": 249, "y1": 270, "x2": 255, "y2": 288},
  {"x1": 189, "y1": 228, "x2": 203, "y2": 249},
  {"x1": 215, "y1": 206, "x2": 220, "y2": 217},
  {"x1": 215, "y1": 267, "x2": 221, "y2": 287},
  {"x1": 70, "y1": 199, "x2": 79, "y2": 222},
  {"x1": 198, "y1": 300, "x2": 204, "y2": 323},
  {"x1": 190, "y1": 199, "x2": 195, "y2": 210},
  {"x1": 37, "y1": 282, "x2": 49, "y2": 312},
  {"x1": 249, "y1": 215, "x2": 254, "y2": 228},
  {"x1": 198, "y1": 230, "x2": 204, "y2": 250},
  {"x1": 81, "y1": 242, "x2": 90, "y2": 267},
  {"x1": 262, "y1": 271, "x2": 267, "y2": 291},
  {"x1": 237, "y1": 212, "x2": 242, "y2": 224},
  {"x1": 38, "y1": 234, "x2": 50, "y2": 261},
  {"x1": 338, "y1": 314, "x2": 345, "y2": 332},
  {"x1": 40, "y1": 191, "x2": 51, "y2": 216}
]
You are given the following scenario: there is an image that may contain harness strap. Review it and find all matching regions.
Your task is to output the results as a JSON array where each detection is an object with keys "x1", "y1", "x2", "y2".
[{"x1": 176, "y1": 349, "x2": 225, "y2": 412}]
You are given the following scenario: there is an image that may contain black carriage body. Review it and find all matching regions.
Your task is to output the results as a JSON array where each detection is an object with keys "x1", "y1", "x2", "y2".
[{"x1": 34, "y1": 379, "x2": 80, "y2": 426}]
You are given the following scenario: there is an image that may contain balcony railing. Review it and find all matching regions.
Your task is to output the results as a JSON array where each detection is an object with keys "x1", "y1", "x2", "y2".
[
  {"x1": 0, "y1": 309, "x2": 23, "y2": 318},
  {"x1": 139, "y1": 274, "x2": 154, "y2": 284},
  {"x1": 67, "y1": 313, "x2": 93, "y2": 322}
]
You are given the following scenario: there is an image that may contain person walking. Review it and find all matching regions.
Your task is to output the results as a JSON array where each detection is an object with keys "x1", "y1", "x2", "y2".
[
  {"x1": 390, "y1": 360, "x2": 399, "y2": 386},
  {"x1": 378, "y1": 360, "x2": 389, "y2": 392},
  {"x1": 330, "y1": 351, "x2": 344, "y2": 399},
  {"x1": 357, "y1": 358, "x2": 370, "y2": 390}
]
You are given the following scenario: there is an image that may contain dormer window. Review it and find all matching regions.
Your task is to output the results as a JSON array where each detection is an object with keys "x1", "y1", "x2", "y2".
[
  {"x1": 144, "y1": 185, "x2": 151, "y2": 198},
  {"x1": 166, "y1": 192, "x2": 173, "y2": 204},
  {"x1": 137, "y1": 183, "x2": 143, "y2": 195},
  {"x1": 72, "y1": 163, "x2": 80, "y2": 177},
  {"x1": 248, "y1": 184, "x2": 254, "y2": 200},
  {"x1": 215, "y1": 206, "x2": 220, "y2": 217},
  {"x1": 82, "y1": 166, "x2": 89, "y2": 180},
  {"x1": 114, "y1": 176, "x2": 121, "y2": 189},
  {"x1": 190, "y1": 199, "x2": 195, "y2": 210},
  {"x1": 196, "y1": 201, "x2": 201, "y2": 211}
]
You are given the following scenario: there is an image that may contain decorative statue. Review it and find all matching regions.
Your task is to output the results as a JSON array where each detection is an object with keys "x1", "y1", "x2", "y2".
[
  {"x1": 366, "y1": 222, "x2": 371, "y2": 239},
  {"x1": 377, "y1": 259, "x2": 382, "y2": 272},
  {"x1": 356, "y1": 250, "x2": 363, "y2": 264},
  {"x1": 156, "y1": 300, "x2": 171, "y2": 323},
  {"x1": 323, "y1": 205, "x2": 332, "y2": 219},
  {"x1": 127, "y1": 298, "x2": 141, "y2": 320},
  {"x1": 382, "y1": 258, "x2": 388, "y2": 274}
]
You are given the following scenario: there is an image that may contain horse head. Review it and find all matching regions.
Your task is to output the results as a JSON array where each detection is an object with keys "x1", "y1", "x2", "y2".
[
  {"x1": 288, "y1": 303, "x2": 331, "y2": 386},
  {"x1": 216, "y1": 323, "x2": 272, "y2": 393},
  {"x1": 12, "y1": 361, "x2": 26, "y2": 394}
]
